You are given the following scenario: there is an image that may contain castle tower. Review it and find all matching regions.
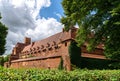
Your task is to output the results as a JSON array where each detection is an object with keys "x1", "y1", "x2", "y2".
[{"x1": 24, "y1": 37, "x2": 31, "y2": 45}]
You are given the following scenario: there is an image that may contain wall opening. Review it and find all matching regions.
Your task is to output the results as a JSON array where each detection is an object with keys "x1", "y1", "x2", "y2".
[{"x1": 65, "y1": 42, "x2": 67, "y2": 47}]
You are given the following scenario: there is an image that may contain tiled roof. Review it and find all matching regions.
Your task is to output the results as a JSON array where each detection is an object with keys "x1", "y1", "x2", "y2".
[
  {"x1": 11, "y1": 54, "x2": 61, "y2": 63},
  {"x1": 22, "y1": 31, "x2": 71, "y2": 52},
  {"x1": 15, "y1": 42, "x2": 26, "y2": 47},
  {"x1": 84, "y1": 42, "x2": 104, "y2": 49},
  {"x1": 81, "y1": 53, "x2": 106, "y2": 59}
]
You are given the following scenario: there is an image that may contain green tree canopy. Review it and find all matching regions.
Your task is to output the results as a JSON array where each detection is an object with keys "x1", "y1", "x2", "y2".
[
  {"x1": 0, "y1": 55, "x2": 9, "y2": 66},
  {"x1": 0, "y1": 14, "x2": 8, "y2": 55},
  {"x1": 69, "y1": 41, "x2": 81, "y2": 68},
  {"x1": 61, "y1": 0, "x2": 120, "y2": 60},
  {"x1": 4, "y1": 55, "x2": 10, "y2": 62},
  {"x1": 0, "y1": 56, "x2": 4, "y2": 66}
]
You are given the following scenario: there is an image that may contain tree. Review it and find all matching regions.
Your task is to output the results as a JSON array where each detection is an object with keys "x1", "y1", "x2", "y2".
[
  {"x1": 4, "y1": 55, "x2": 10, "y2": 62},
  {"x1": 0, "y1": 14, "x2": 8, "y2": 55},
  {"x1": 61, "y1": 0, "x2": 120, "y2": 60},
  {"x1": 0, "y1": 55, "x2": 9, "y2": 66},
  {"x1": 0, "y1": 56, "x2": 4, "y2": 66},
  {"x1": 58, "y1": 57, "x2": 64, "y2": 70},
  {"x1": 68, "y1": 41, "x2": 81, "y2": 67}
]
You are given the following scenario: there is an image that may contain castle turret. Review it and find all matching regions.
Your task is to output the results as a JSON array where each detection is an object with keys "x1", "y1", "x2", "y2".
[{"x1": 24, "y1": 37, "x2": 31, "y2": 45}]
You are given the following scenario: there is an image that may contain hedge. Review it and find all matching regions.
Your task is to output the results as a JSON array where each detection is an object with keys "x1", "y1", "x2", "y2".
[{"x1": 0, "y1": 67, "x2": 120, "y2": 81}]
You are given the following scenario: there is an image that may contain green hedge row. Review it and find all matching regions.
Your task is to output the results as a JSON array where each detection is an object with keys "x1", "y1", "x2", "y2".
[{"x1": 0, "y1": 67, "x2": 120, "y2": 81}]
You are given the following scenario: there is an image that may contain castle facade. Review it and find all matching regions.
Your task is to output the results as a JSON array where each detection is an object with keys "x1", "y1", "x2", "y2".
[{"x1": 5, "y1": 27, "x2": 105, "y2": 70}]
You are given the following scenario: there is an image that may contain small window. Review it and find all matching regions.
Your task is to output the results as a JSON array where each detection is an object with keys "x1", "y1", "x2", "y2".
[
  {"x1": 42, "y1": 49, "x2": 46, "y2": 52},
  {"x1": 54, "y1": 45, "x2": 58, "y2": 49},
  {"x1": 38, "y1": 50, "x2": 41, "y2": 53},
  {"x1": 48, "y1": 47, "x2": 52, "y2": 50},
  {"x1": 37, "y1": 46, "x2": 40, "y2": 50},
  {"x1": 34, "y1": 51, "x2": 37, "y2": 54},
  {"x1": 65, "y1": 42, "x2": 67, "y2": 46}
]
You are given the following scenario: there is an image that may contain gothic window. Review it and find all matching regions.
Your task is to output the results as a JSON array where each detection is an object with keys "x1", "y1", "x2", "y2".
[{"x1": 13, "y1": 48, "x2": 16, "y2": 55}]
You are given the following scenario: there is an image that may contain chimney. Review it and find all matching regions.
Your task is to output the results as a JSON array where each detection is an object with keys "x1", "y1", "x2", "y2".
[
  {"x1": 24, "y1": 37, "x2": 31, "y2": 45},
  {"x1": 69, "y1": 27, "x2": 77, "y2": 38}
]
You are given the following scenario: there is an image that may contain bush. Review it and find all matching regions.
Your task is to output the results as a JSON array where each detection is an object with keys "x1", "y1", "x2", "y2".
[
  {"x1": 58, "y1": 57, "x2": 64, "y2": 70},
  {"x1": 0, "y1": 56, "x2": 4, "y2": 66},
  {"x1": 0, "y1": 67, "x2": 120, "y2": 81},
  {"x1": 108, "y1": 61, "x2": 120, "y2": 69}
]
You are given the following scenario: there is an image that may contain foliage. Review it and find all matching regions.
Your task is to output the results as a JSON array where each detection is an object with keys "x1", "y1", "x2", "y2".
[
  {"x1": 0, "y1": 14, "x2": 8, "y2": 55},
  {"x1": 81, "y1": 57, "x2": 120, "y2": 69},
  {"x1": 0, "y1": 67, "x2": 120, "y2": 81},
  {"x1": 4, "y1": 55, "x2": 10, "y2": 62},
  {"x1": 0, "y1": 55, "x2": 10, "y2": 66},
  {"x1": 68, "y1": 41, "x2": 81, "y2": 68},
  {"x1": 108, "y1": 61, "x2": 120, "y2": 69},
  {"x1": 58, "y1": 57, "x2": 64, "y2": 70},
  {"x1": 61, "y1": 0, "x2": 120, "y2": 60},
  {"x1": 0, "y1": 56, "x2": 4, "y2": 66}
]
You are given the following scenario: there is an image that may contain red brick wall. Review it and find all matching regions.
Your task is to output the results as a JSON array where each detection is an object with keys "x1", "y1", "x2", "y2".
[
  {"x1": 8, "y1": 28, "x2": 105, "y2": 70},
  {"x1": 10, "y1": 57, "x2": 61, "y2": 69},
  {"x1": 9, "y1": 39, "x2": 104, "y2": 70},
  {"x1": 10, "y1": 40, "x2": 72, "y2": 70},
  {"x1": 60, "y1": 40, "x2": 71, "y2": 70}
]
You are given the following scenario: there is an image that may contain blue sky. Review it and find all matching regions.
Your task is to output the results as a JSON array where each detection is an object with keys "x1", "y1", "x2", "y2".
[{"x1": 40, "y1": 0, "x2": 64, "y2": 21}]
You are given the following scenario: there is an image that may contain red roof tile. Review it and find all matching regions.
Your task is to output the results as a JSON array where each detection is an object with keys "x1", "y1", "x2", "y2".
[
  {"x1": 81, "y1": 53, "x2": 106, "y2": 59},
  {"x1": 22, "y1": 31, "x2": 71, "y2": 52}
]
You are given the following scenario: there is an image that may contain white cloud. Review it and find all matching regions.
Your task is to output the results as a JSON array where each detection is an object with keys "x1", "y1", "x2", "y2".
[
  {"x1": 0, "y1": 0, "x2": 63, "y2": 54},
  {"x1": 55, "y1": 13, "x2": 62, "y2": 18},
  {"x1": 26, "y1": 18, "x2": 62, "y2": 41},
  {"x1": 10, "y1": 0, "x2": 24, "y2": 8}
]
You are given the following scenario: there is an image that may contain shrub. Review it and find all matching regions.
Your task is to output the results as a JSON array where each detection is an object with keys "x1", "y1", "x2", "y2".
[
  {"x1": 58, "y1": 57, "x2": 64, "y2": 70},
  {"x1": 0, "y1": 67, "x2": 120, "y2": 81}
]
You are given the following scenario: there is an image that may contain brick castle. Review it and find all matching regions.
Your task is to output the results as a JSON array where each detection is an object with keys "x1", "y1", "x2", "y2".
[{"x1": 5, "y1": 27, "x2": 105, "y2": 70}]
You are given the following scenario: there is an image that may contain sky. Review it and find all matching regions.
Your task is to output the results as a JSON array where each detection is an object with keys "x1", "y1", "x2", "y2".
[{"x1": 0, "y1": 0, "x2": 64, "y2": 55}]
